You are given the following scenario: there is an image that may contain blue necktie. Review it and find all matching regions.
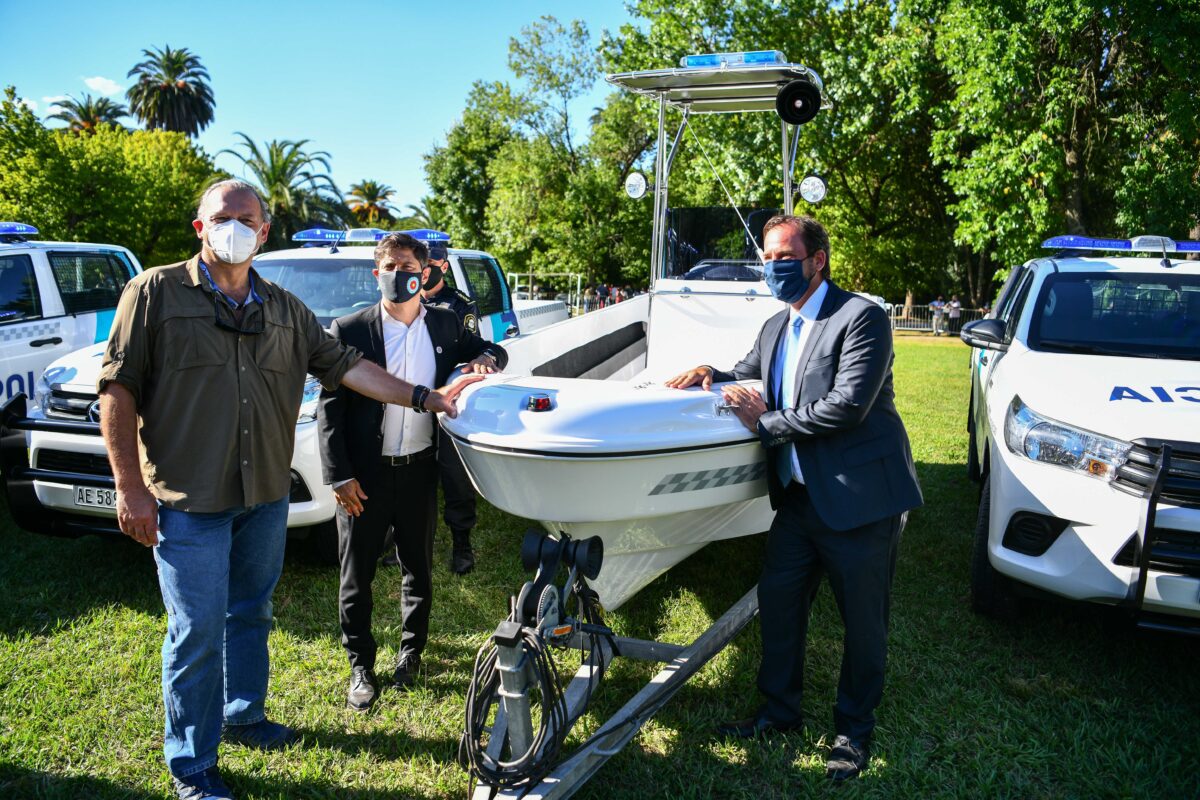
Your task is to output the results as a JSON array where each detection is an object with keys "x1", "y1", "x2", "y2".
[{"x1": 774, "y1": 316, "x2": 804, "y2": 484}]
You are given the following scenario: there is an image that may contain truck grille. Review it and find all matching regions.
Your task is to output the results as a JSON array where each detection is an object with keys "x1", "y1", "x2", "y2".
[
  {"x1": 1113, "y1": 441, "x2": 1200, "y2": 509},
  {"x1": 37, "y1": 449, "x2": 113, "y2": 477},
  {"x1": 46, "y1": 389, "x2": 99, "y2": 421}
]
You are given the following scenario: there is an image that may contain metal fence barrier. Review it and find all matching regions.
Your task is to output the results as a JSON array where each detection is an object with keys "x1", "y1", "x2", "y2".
[{"x1": 889, "y1": 306, "x2": 983, "y2": 334}]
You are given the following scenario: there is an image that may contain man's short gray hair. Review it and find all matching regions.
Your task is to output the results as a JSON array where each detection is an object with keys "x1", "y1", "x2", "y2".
[{"x1": 196, "y1": 178, "x2": 271, "y2": 222}]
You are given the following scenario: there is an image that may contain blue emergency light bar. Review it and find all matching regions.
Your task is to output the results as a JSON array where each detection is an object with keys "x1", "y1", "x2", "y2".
[
  {"x1": 401, "y1": 228, "x2": 451, "y2": 242},
  {"x1": 344, "y1": 228, "x2": 387, "y2": 243},
  {"x1": 0, "y1": 222, "x2": 38, "y2": 236},
  {"x1": 680, "y1": 50, "x2": 786, "y2": 68},
  {"x1": 292, "y1": 228, "x2": 345, "y2": 243},
  {"x1": 292, "y1": 227, "x2": 454, "y2": 246},
  {"x1": 1042, "y1": 235, "x2": 1200, "y2": 253}
]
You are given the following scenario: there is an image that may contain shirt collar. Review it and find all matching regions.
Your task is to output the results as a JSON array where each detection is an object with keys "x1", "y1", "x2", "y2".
[
  {"x1": 380, "y1": 300, "x2": 427, "y2": 328},
  {"x1": 789, "y1": 278, "x2": 829, "y2": 324},
  {"x1": 196, "y1": 258, "x2": 266, "y2": 309}
]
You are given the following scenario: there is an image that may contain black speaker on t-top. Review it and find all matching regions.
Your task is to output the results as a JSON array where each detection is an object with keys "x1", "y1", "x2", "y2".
[{"x1": 775, "y1": 79, "x2": 822, "y2": 125}]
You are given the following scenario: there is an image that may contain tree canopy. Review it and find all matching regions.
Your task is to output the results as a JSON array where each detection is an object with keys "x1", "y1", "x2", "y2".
[
  {"x1": 0, "y1": 87, "x2": 217, "y2": 266},
  {"x1": 422, "y1": 2, "x2": 1200, "y2": 305}
]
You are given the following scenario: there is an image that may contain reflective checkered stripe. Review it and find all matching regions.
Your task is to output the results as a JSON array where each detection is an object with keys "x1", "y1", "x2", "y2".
[
  {"x1": 648, "y1": 462, "x2": 766, "y2": 495},
  {"x1": 0, "y1": 321, "x2": 63, "y2": 342}
]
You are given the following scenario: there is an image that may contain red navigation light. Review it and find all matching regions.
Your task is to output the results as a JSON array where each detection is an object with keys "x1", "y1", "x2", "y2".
[{"x1": 527, "y1": 394, "x2": 553, "y2": 412}]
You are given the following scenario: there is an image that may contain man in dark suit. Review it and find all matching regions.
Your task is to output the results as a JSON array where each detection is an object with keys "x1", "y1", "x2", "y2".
[
  {"x1": 318, "y1": 232, "x2": 507, "y2": 712},
  {"x1": 666, "y1": 215, "x2": 921, "y2": 781}
]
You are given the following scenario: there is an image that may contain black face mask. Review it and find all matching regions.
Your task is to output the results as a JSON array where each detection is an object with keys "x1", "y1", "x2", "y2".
[
  {"x1": 422, "y1": 263, "x2": 444, "y2": 291},
  {"x1": 378, "y1": 270, "x2": 423, "y2": 304}
]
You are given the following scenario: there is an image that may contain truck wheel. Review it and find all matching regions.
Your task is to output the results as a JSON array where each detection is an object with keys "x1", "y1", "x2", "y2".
[
  {"x1": 308, "y1": 520, "x2": 340, "y2": 566},
  {"x1": 970, "y1": 475, "x2": 1017, "y2": 619}
]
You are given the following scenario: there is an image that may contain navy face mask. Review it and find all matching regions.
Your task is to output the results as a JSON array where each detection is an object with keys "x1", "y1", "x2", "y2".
[
  {"x1": 378, "y1": 270, "x2": 423, "y2": 304},
  {"x1": 422, "y1": 263, "x2": 444, "y2": 291},
  {"x1": 763, "y1": 257, "x2": 812, "y2": 303}
]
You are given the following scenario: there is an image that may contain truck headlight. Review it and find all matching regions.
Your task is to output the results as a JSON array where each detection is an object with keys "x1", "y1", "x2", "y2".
[
  {"x1": 297, "y1": 376, "x2": 321, "y2": 423},
  {"x1": 1004, "y1": 395, "x2": 1131, "y2": 480},
  {"x1": 33, "y1": 367, "x2": 66, "y2": 414}
]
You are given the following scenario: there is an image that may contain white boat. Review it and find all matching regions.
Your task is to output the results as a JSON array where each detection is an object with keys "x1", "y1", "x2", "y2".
[{"x1": 442, "y1": 53, "x2": 829, "y2": 609}]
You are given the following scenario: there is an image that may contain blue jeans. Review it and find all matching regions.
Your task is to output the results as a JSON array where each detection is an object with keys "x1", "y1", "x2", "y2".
[{"x1": 154, "y1": 497, "x2": 289, "y2": 778}]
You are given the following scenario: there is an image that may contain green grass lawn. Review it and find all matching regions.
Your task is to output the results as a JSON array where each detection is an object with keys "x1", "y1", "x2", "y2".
[{"x1": 2, "y1": 336, "x2": 1198, "y2": 799}]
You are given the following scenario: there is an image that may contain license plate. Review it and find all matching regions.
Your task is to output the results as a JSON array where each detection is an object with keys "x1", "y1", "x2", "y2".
[{"x1": 74, "y1": 485, "x2": 117, "y2": 509}]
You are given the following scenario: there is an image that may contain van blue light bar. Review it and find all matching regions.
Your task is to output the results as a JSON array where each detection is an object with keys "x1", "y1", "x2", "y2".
[
  {"x1": 344, "y1": 228, "x2": 387, "y2": 242},
  {"x1": 0, "y1": 222, "x2": 38, "y2": 236},
  {"x1": 1042, "y1": 235, "x2": 1200, "y2": 253},
  {"x1": 680, "y1": 50, "x2": 786, "y2": 69},
  {"x1": 401, "y1": 228, "x2": 451, "y2": 242},
  {"x1": 292, "y1": 228, "x2": 346, "y2": 243}
]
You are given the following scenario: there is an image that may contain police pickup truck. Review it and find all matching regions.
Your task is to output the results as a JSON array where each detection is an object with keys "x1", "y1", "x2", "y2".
[
  {"x1": 963, "y1": 235, "x2": 1200, "y2": 633},
  {"x1": 0, "y1": 222, "x2": 141, "y2": 404},
  {"x1": 0, "y1": 227, "x2": 517, "y2": 560}
]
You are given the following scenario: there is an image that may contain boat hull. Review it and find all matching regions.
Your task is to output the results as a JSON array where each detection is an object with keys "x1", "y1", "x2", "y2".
[{"x1": 448, "y1": 431, "x2": 774, "y2": 609}]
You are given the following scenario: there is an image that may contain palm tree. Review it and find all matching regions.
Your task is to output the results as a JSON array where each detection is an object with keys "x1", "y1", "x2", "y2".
[
  {"x1": 347, "y1": 180, "x2": 397, "y2": 226},
  {"x1": 47, "y1": 95, "x2": 128, "y2": 135},
  {"x1": 405, "y1": 197, "x2": 438, "y2": 229},
  {"x1": 126, "y1": 45, "x2": 215, "y2": 136},
  {"x1": 219, "y1": 132, "x2": 349, "y2": 248}
]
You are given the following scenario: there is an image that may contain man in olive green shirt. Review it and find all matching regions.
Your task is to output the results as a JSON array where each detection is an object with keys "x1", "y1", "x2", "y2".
[{"x1": 98, "y1": 179, "x2": 479, "y2": 800}]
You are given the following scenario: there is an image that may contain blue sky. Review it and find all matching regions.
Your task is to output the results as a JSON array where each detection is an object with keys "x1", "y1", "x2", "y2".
[{"x1": 1, "y1": 0, "x2": 636, "y2": 210}]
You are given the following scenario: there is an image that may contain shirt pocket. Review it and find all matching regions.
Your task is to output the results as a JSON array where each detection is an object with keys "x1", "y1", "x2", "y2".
[
  {"x1": 256, "y1": 318, "x2": 297, "y2": 375},
  {"x1": 161, "y1": 307, "x2": 226, "y2": 370}
]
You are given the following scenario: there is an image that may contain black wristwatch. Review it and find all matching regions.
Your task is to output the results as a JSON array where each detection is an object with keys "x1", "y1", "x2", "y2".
[{"x1": 411, "y1": 384, "x2": 431, "y2": 413}]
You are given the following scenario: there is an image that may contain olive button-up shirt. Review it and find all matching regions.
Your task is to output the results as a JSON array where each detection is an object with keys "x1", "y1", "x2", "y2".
[{"x1": 98, "y1": 255, "x2": 362, "y2": 512}]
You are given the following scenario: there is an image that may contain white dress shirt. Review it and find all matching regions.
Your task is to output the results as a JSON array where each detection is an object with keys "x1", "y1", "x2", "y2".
[
  {"x1": 380, "y1": 302, "x2": 437, "y2": 456},
  {"x1": 774, "y1": 278, "x2": 829, "y2": 485}
]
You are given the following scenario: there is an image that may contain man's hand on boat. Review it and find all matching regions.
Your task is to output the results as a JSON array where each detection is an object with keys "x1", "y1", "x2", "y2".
[
  {"x1": 720, "y1": 384, "x2": 767, "y2": 432},
  {"x1": 334, "y1": 479, "x2": 368, "y2": 517},
  {"x1": 460, "y1": 353, "x2": 500, "y2": 375},
  {"x1": 664, "y1": 365, "x2": 715, "y2": 391},
  {"x1": 426, "y1": 373, "x2": 486, "y2": 417}
]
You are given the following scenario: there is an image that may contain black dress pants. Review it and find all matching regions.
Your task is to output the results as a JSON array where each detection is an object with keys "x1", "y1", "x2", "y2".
[
  {"x1": 756, "y1": 483, "x2": 903, "y2": 740},
  {"x1": 337, "y1": 456, "x2": 438, "y2": 670},
  {"x1": 438, "y1": 437, "x2": 477, "y2": 534}
]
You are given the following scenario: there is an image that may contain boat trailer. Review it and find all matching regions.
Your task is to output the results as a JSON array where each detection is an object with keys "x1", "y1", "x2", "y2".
[{"x1": 460, "y1": 529, "x2": 759, "y2": 799}]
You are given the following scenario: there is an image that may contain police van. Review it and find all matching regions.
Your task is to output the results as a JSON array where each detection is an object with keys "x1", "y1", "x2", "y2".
[
  {"x1": 0, "y1": 222, "x2": 141, "y2": 404},
  {"x1": 963, "y1": 235, "x2": 1200, "y2": 632},
  {"x1": 266, "y1": 227, "x2": 521, "y2": 340},
  {"x1": 0, "y1": 227, "x2": 516, "y2": 559}
]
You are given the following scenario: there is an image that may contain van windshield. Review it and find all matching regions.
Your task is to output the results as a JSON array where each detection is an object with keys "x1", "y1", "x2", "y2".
[
  {"x1": 1027, "y1": 272, "x2": 1200, "y2": 361},
  {"x1": 253, "y1": 258, "x2": 379, "y2": 327}
]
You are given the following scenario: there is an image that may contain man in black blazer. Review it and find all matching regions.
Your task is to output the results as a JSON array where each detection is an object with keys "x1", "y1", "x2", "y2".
[
  {"x1": 666, "y1": 215, "x2": 921, "y2": 781},
  {"x1": 318, "y1": 232, "x2": 507, "y2": 712}
]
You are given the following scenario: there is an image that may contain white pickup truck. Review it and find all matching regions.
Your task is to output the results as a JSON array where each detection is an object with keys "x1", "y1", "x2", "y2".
[{"x1": 963, "y1": 235, "x2": 1200, "y2": 633}]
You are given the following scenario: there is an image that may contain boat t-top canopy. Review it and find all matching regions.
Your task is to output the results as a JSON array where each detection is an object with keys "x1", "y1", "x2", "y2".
[
  {"x1": 606, "y1": 59, "x2": 824, "y2": 115},
  {"x1": 606, "y1": 51, "x2": 828, "y2": 282}
]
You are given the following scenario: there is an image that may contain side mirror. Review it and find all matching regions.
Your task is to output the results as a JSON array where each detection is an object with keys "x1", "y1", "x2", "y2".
[{"x1": 960, "y1": 318, "x2": 1008, "y2": 351}]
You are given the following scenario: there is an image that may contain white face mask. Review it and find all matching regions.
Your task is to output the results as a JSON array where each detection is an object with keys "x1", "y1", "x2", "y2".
[{"x1": 207, "y1": 219, "x2": 262, "y2": 264}]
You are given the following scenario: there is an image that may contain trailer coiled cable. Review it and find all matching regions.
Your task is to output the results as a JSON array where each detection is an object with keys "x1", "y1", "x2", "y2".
[{"x1": 460, "y1": 609, "x2": 569, "y2": 791}]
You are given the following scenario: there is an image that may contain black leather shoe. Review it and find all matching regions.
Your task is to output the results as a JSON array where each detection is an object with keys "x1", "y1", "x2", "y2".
[
  {"x1": 450, "y1": 531, "x2": 475, "y2": 575},
  {"x1": 826, "y1": 735, "x2": 870, "y2": 781},
  {"x1": 347, "y1": 666, "x2": 379, "y2": 712},
  {"x1": 392, "y1": 653, "x2": 421, "y2": 691},
  {"x1": 715, "y1": 709, "x2": 803, "y2": 739},
  {"x1": 173, "y1": 766, "x2": 235, "y2": 800}
]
